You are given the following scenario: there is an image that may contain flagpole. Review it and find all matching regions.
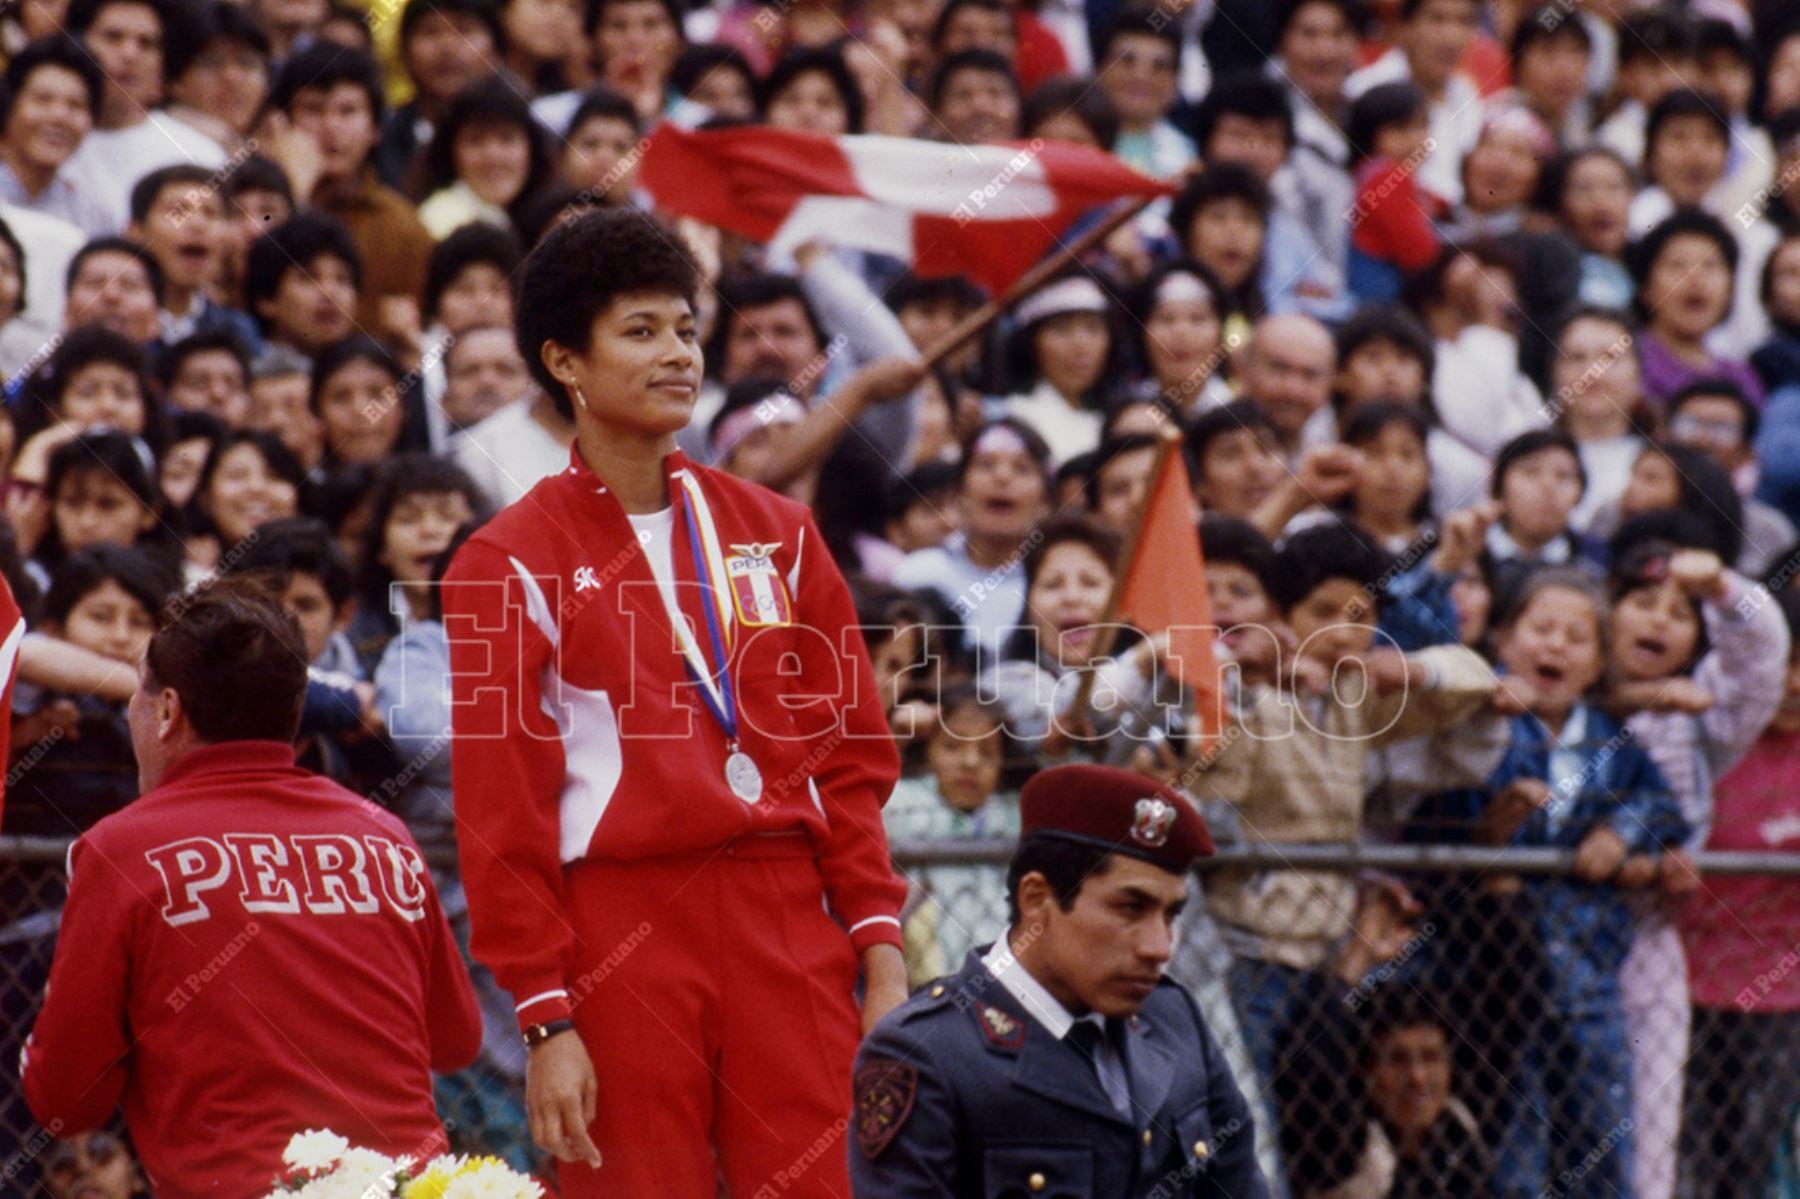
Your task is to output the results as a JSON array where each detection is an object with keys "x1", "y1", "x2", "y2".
[
  {"x1": 1064, "y1": 427, "x2": 1184, "y2": 737},
  {"x1": 916, "y1": 195, "x2": 1156, "y2": 371}
]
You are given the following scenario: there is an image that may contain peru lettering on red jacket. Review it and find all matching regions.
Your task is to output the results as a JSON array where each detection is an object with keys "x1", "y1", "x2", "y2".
[
  {"x1": 146, "y1": 830, "x2": 431, "y2": 925},
  {"x1": 441, "y1": 449, "x2": 905, "y2": 1030}
]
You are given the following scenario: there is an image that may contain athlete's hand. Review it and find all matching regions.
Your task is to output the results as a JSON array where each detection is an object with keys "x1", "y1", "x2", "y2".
[
  {"x1": 860, "y1": 943, "x2": 908, "y2": 1036},
  {"x1": 528, "y1": 1030, "x2": 603, "y2": 1168}
]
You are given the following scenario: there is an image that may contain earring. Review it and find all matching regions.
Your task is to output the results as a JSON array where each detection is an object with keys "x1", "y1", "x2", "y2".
[{"x1": 570, "y1": 382, "x2": 591, "y2": 412}]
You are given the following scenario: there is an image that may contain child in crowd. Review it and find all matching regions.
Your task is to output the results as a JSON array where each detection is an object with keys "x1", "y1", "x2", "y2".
[
  {"x1": 32, "y1": 432, "x2": 167, "y2": 581},
  {"x1": 1630, "y1": 209, "x2": 1764, "y2": 410},
  {"x1": 1170, "y1": 162, "x2": 1272, "y2": 326},
  {"x1": 1483, "y1": 429, "x2": 1600, "y2": 603},
  {"x1": 1186, "y1": 400, "x2": 1287, "y2": 522},
  {"x1": 1548, "y1": 307, "x2": 1650, "y2": 533},
  {"x1": 311, "y1": 336, "x2": 418, "y2": 470},
  {"x1": 1328, "y1": 402, "x2": 1434, "y2": 554},
  {"x1": 1345, "y1": 82, "x2": 1443, "y2": 303}
]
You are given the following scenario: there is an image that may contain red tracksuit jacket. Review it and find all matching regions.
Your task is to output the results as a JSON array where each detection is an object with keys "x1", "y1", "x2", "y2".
[
  {"x1": 21, "y1": 741, "x2": 481, "y2": 1197},
  {"x1": 441, "y1": 449, "x2": 905, "y2": 1031}
]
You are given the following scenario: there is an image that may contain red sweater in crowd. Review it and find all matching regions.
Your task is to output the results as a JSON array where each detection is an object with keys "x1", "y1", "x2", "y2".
[
  {"x1": 442, "y1": 449, "x2": 905, "y2": 1031},
  {"x1": 22, "y1": 741, "x2": 481, "y2": 1197}
]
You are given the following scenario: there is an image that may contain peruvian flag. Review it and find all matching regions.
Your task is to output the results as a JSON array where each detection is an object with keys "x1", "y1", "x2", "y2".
[
  {"x1": 639, "y1": 124, "x2": 1175, "y2": 295},
  {"x1": 0, "y1": 574, "x2": 24, "y2": 830}
]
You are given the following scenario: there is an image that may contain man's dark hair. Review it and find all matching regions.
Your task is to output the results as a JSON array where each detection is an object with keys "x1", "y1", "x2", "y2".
[
  {"x1": 1361, "y1": 988, "x2": 1452, "y2": 1061},
  {"x1": 1645, "y1": 88, "x2": 1730, "y2": 162},
  {"x1": 66, "y1": 0, "x2": 174, "y2": 39},
  {"x1": 1626, "y1": 207, "x2": 1739, "y2": 310},
  {"x1": 243, "y1": 213, "x2": 363, "y2": 329},
  {"x1": 128, "y1": 163, "x2": 217, "y2": 226},
  {"x1": 1668, "y1": 375, "x2": 1759, "y2": 443},
  {"x1": 168, "y1": 1, "x2": 270, "y2": 82},
  {"x1": 928, "y1": 48, "x2": 1018, "y2": 112},
  {"x1": 886, "y1": 271, "x2": 987, "y2": 315},
  {"x1": 157, "y1": 328, "x2": 252, "y2": 389},
  {"x1": 1005, "y1": 833, "x2": 1117, "y2": 925},
  {"x1": 1198, "y1": 513, "x2": 1277, "y2": 599},
  {"x1": 1187, "y1": 398, "x2": 1276, "y2": 475},
  {"x1": 584, "y1": 0, "x2": 683, "y2": 40},
  {"x1": 1346, "y1": 80, "x2": 1426, "y2": 164},
  {"x1": 43, "y1": 544, "x2": 181, "y2": 629},
  {"x1": 1276, "y1": 0, "x2": 1365, "y2": 41},
  {"x1": 1270, "y1": 520, "x2": 1391, "y2": 613},
  {"x1": 707, "y1": 271, "x2": 828, "y2": 379},
  {"x1": 67, "y1": 236, "x2": 165, "y2": 305},
  {"x1": 760, "y1": 46, "x2": 864, "y2": 133},
  {"x1": 1083, "y1": 434, "x2": 1163, "y2": 512},
  {"x1": 1192, "y1": 70, "x2": 1295, "y2": 159},
  {"x1": 1617, "y1": 8, "x2": 1697, "y2": 68},
  {"x1": 0, "y1": 35, "x2": 103, "y2": 128},
  {"x1": 515, "y1": 208, "x2": 701, "y2": 420},
  {"x1": 1169, "y1": 161, "x2": 1272, "y2": 247},
  {"x1": 423, "y1": 221, "x2": 522, "y2": 322},
  {"x1": 234, "y1": 516, "x2": 354, "y2": 609},
  {"x1": 1398, "y1": 0, "x2": 1474, "y2": 21},
  {"x1": 930, "y1": 0, "x2": 1012, "y2": 50},
  {"x1": 1334, "y1": 303, "x2": 1437, "y2": 382},
  {"x1": 398, "y1": 0, "x2": 503, "y2": 53},
  {"x1": 564, "y1": 83, "x2": 641, "y2": 140},
  {"x1": 269, "y1": 42, "x2": 386, "y2": 127},
  {"x1": 1022, "y1": 74, "x2": 1120, "y2": 150},
  {"x1": 1094, "y1": 5, "x2": 1181, "y2": 64},
  {"x1": 1510, "y1": 2, "x2": 1592, "y2": 61},
  {"x1": 145, "y1": 575, "x2": 310, "y2": 743},
  {"x1": 1492, "y1": 427, "x2": 1586, "y2": 499},
  {"x1": 1534, "y1": 146, "x2": 1635, "y2": 216},
  {"x1": 669, "y1": 43, "x2": 754, "y2": 100},
  {"x1": 309, "y1": 335, "x2": 402, "y2": 418},
  {"x1": 886, "y1": 459, "x2": 960, "y2": 523},
  {"x1": 48, "y1": 324, "x2": 148, "y2": 406},
  {"x1": 221, "y1": 153, "x2": 296, "y2": 208}
]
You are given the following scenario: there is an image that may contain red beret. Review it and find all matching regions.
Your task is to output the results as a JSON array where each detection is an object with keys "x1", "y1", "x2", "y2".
[{"x1": 1020, "y1": 764, "x2": 1214, "y2": 873}]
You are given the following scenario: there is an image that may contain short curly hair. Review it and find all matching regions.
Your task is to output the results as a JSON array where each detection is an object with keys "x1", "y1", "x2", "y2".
[{"x1": 514, "y1": 208, "x2": 701, "y2": 420}]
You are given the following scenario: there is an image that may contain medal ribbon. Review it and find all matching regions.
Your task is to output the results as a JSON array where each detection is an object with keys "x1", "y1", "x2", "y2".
[{"x1": 669, "y1": 472, "x2": 738, "y2": 741}]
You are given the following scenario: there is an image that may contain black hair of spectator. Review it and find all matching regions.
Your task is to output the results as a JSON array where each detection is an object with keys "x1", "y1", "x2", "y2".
[
  {"x1": 1492, "y1": 427, "x2": 1586, "y2": 499},
  {"x1": 38, "y1": 430, "x2": 163, "y2": 569},
  {"x1": 930, "y1": 0, "x2": 1013, "y2": 51},
  {"x1": 145, "y1": 574, "x2": 309, "y2": 743},
  {"x1": 0, "y1": 216, "x2": 25, "y2": 318},
  {"x1": 0, "y1": 35, "x2": 104, "y2": 128},
  {"x1": 416, "y1": 74, "x2": 557, "y2": 223},
  {"x1": 66, "y1": 0, "x2": 178, "y2": 43},
  {"x1": 1404, "y1": 238, "x2": 1523, "y2": 316},
  {"x1": 928, "y1": 48, "x2": 1019, "y2": 112},
  {"x1": 269, "y1": 41, "x2": 387, "y2": 127},
  {"x1": 1094, "y1": 5, "x2": 1182, "y2": 64},
  {"x1": 221, "y1": 153, "x2": 296, "y2": 209},
  {"x1": 1775, "y1": 585, "x2": 1800, "y2": 646},
  {"x1": 399, "y1": 0, "x2": 504, "y2": 53},
  {"x1": 1275, "y1": 0, "x2": 1366, "y2": 41},
  {"x1": 1003, "y1": 274, "x2": 1124, "y2": 402},
  {"x1": 128, "y1": 164, "x2": 218, "y2": 226},
  {"x1": 885, "y1": 458, "x2": 960, "y2": 524},
  {"x1": 243, "y1": 213, "x2": 364, "y2": 331},
  {"x1": 1055, "y1": 449, "x2": 1097, "y2": 495},
  {"x1": 1360, "y1": 987, "x2": 1454, "y2": 1061},
  {"x1": 1760, "y1": 222, "x2": 1800, "y2": 313},
  {"x1": 1083, "y1": 434, "x2": 1163, "y2": 511},
  {"x1": 585, "y1": 0, "x2": 683, "y2": 41},
  {"x1": 1168, "y1": 160, "x2": 1274, "y2": 250},
  {"x1": 426, "y1": 516, "x2": 489, "y2": 621},
  {"x1": 760, "y1": 46, "x2": 865, "y2": 133},
  {"x1": 157, "y1": 328, "x2": 253, "y2": 392},
  {"x1": 708, "y1": 374, "x2": 792, "y2": 446},
  {"x1": 1629, "y1": 443, "x2": 1745, "y2": 564},
  {"x1": 1509, "y1": 2, "x2": 1592, "y2": 61},
  {"x1": 1005, "y1": 831, "x2": 1118, "y2": 925},
  {"x1": 1022, "y1": 74, "x2": 1121, "y2": 151},
  {"x1": 308, "y1": 460, "x2": 375, "y2": 538},
  {"x1": 1533, "y1": 145, "x2": 1635, "y2": 216},
  {"x1": 187, "y1": 429, "x2": 309, "y2": 544},
  {"x1": 1100, "y1": 391, "x2": 1180, "y2": 441},
  {"x1": 955, "y1": 416, "x2": 1053, "y2": 488},
  {"x1": 513, "y1": 183, "x2": 602, "y2": 249},
  {"x1": 165, "y1": 408, "x2": 229, "y2": 501},
  {"x1": 1198, "y1": 512, "x2": 1277, "y2": 601},
  {"x1": 1187, "y1": 398, "x2": 1276, "y2": 475},
  {"x1": 514, "y1": 209, "x2": 700, "y2": 420},
  {"x1": 1345, "y1": 80, "x2": 1426, "y2": 165},
  {"x1": 814, "y1": 437, "x2": 895, "y2": 571},
  {"x1": 1270, "y1": 520, "x2": 1392, "y2": 613},
  {"x1": 1398, "y1": 0, "x2": 1474, "y2": 19},
  {"x1": 1616, "y1": 7, "x2": 1697, "y2": 67},
  {"x1": 1192, "y1": 70, "x2": 1295, "y2": 159},
  {"x1": 565, "y1": 83, "x2": 643, "y2": 141},
  {"x1": 707, "y1": 271, "x2": 828, "y2": 378},
  {"x1": 670, "y1": 42, "x2": 754, "y2": 102},
  {"x1": 67, "y1": 237, "x2": 166, "y2": 307},
  {"x1": 1128, "y1": 259, "x2": 1233, "y2": 374},
  {"x1": 1645, "y1": 88, "x2": 1731, "y2": 163},
  {"x1": 1608, "y1": 535, "x2": 1710, "y2": 674},
  {"x1": 234, "y1": 515, "x2": 355, "y2": 609},
  {"x1": 167, "y1": 1, "x2": 271, "y2": 83},
  {"x1": 1754, "y1": 20, "x2": 1800, "y2": 122},
  {"x1": 423, "y1": 222, "x2": 522, "y2": 324},
  {"x1": 1626, "y1": 207, "x2": 1740, "y2": 315},
  {"x1": 1338, "y1": 402, "x2": 1434, "y2": 524},
  {"x1": 1668, "y1": 375, "x2": 1760, "y2": 443},
  {"x1": 0, "y1": 517, "x2": 39, "y2": 625},
  {"x1": 308, "y1": 335, "x2": 403, "y2": 418},
  {"x1": 323, "y1": 3, "x2": 374, "y2": 45},
  {"x1": 47, "y1": 323, "x2": 149, "y2": 411},
  {"x1": 1695, "y1": 16, "x2": 1750, "y2": 64},
  {"x1": 43, "y1": 543, "x2": 181, "y2": 632},
  {"x1": 1333, "y1": 303, "x2": 1437, "y2": 390},
  {"x1": 355, "y1": 452, "x2": 490, "y2": 621},
  {"x1": 886, "y1": 271, "x2": 988, "y2": 317}
]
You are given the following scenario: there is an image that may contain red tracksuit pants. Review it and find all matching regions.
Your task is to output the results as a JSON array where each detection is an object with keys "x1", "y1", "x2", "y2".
[{"x1": 560, "y1": 834, "x2": 862, "y2": 1197}]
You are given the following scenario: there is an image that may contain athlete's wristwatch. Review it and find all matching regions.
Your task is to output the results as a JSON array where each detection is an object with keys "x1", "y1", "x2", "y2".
[{"x1": 523, "y1": 1018, "x2": 575, "y2": 1049}]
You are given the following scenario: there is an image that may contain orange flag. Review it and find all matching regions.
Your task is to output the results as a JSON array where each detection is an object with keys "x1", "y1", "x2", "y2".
[{"x1": 1113, "y1": 437, "x2": 1225, "y2": 752}]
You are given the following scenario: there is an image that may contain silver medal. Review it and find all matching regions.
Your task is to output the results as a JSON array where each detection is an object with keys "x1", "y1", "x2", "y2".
[{"x1": 726, "y1": 750, "x2": 763, "y2": 803}]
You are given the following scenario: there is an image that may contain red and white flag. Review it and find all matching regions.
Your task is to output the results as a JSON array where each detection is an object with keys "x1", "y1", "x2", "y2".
[
  {"x1": 0, "y1": 575, "x2": 25, "y2": 830},
  {"x1": 640, "y1": 124, "x2": 1175, "y2": 295}
]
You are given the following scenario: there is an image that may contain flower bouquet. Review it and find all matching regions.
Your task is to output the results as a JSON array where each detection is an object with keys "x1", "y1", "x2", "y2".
[{"x1": 267, "y1": 1130, "x2": 545, "y2": 1199}]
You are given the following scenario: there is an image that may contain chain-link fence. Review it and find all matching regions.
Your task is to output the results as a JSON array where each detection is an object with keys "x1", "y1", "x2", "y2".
[{"x1": 4, "y1": 837, "x2": 1799, "y2": 1198}]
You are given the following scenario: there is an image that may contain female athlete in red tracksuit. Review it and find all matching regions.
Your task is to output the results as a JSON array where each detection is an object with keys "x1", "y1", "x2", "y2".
[{"x1": 442, "y1": 209, "x2": 911, "y2": 1195}]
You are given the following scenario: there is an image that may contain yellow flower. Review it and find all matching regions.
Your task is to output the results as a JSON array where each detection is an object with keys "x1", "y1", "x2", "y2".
[{"x1": 403, "y1": 1167, "x2": 455, "y2": 1199}]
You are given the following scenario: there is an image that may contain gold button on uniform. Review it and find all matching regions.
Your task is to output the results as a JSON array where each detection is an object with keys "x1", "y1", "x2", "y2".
[
  {"x1": 1028, "y1": 1172, "x2": 1047, "y2": 1192},
  {"x1": 1194, "y1": 1140, "x2": 1210, "y2": 1160},
  {"x1": 930, "y1": 985, "x2": 946, "y2": 998},
  {"x1": 1143, "y1": 1129, "x2": 1153, "y2": 1147}
]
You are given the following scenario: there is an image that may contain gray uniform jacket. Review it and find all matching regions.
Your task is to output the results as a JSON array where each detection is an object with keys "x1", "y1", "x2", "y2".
[{"x1": 850, "y1": 950, "x2": 1271, "y2": 1198}]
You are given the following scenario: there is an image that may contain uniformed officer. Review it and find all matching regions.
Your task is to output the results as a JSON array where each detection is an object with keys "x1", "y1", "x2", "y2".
[{"x1": 851, "y1": 763, "x2": 1271, "y2": 1198}]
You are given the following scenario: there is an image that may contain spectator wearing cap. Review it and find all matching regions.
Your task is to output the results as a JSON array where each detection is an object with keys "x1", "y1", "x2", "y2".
[
  {"x1": 995, "y1": 274, "x2": 1117, "y2": 465},
  {"x1": 852, "y1": 763, "x2": 1270, "y2": 1198}
]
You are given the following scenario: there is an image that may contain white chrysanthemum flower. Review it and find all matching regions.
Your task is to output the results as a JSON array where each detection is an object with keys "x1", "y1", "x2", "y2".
[{"x1": 283, "y1": 1131, "x2": 351, "y2": 1173}]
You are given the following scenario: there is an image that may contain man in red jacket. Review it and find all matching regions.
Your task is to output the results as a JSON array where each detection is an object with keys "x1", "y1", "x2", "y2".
[
  {"x1": 22, "y1": 579, "x2": 481, "y2": 1195},
  {"x1": 441, "y1": 208, "x2": 916, "y2": 1195}
]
